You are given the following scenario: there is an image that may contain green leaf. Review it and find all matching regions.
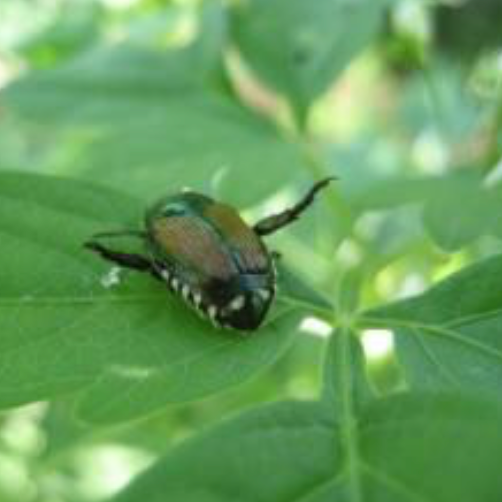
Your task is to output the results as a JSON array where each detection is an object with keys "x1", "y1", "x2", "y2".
[
  {"x1": 3, "y1": 42, "x2": 305, "y2": 206},
  {"x1": 347, "y1": 173, "x2": 502, "y2": 251},
  {"x1": 400, "y1": 62, "x2": 484, "y2": 143},
  {"x1": 277, "y1": 263, "x2": 333, "y2": 317},
  {"x1": 16, "y1": 1, "x2": 104, "y2": 68},
  {"x1": 0, "y1": 171, "x2": 319, "y2": 425},
  {"x1": 346, "y1": 176, "x2": 443, "y2": 212},
  {"x1": 422, "y1": 180, "x2": 502, "y2": 251},
  {"x1": 111, "y1": 394, "x2": 502, "y2": 502},
  {"x1": 361, "y1": 254, "x2": 502, "y2": 397},
  {"x1": 231, "y1": 0, "x2": 389, "y2": 111},
  {"x1": 113, "y1": 401, "x2": 340, "y2": 502},
  {"x1": 112, "y1": 328, "x2": 502, "y2": 502}
]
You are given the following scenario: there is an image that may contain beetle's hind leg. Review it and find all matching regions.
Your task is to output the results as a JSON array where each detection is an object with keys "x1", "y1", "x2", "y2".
[
  {"x1": 84, "y1": 241, "x2": 163, "y2": 281},
  {"x1": 253, "y1": 177, "x2": 335, "y2": 237}
]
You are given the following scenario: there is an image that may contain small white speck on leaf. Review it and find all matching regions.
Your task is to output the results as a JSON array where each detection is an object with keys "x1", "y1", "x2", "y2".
[{"x1": 101, "y1": 267, "x2": 122, "y2": 289}]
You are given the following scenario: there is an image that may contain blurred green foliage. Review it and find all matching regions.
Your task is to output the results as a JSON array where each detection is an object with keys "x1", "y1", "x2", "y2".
[{"x1": 0, "y1": 0, "x2": 502, "y2": 501}]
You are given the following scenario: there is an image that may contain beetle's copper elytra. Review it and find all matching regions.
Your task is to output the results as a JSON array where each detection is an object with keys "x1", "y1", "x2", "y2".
[{"x1": 84, "y1": 177, "x2": 334, "y2": 332}]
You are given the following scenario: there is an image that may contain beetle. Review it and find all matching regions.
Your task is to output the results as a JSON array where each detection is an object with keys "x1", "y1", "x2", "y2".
[{"x1": 84, "y1": 177, "x2": 334, "y2": 332}]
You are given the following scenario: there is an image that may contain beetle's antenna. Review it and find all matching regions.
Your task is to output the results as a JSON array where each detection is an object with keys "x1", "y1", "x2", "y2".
[{"x1": 254, "y1": 176, "x2": 336, "y2": 237}]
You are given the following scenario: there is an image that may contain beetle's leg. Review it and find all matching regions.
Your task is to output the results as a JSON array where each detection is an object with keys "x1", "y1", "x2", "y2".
[
  {"x1": 90, "y1": 230, "x2": 147, "y2": 240},
  {"x1": 84, "y1": 241, "x2": 162, "y2": 281},
  {"x1": 253, "y1": 177, "x2": 335, "y2": 237}
]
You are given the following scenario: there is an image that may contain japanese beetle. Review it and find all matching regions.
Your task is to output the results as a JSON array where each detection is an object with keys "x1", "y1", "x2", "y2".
[{"x1": 85, "y1": 178, "x2": 334, "y2": 332}]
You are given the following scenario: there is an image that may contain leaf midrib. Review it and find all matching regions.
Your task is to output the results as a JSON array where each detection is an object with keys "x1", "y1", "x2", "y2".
[{"x1": 339, "y1": 327, "x2": 364, "y2": 502}]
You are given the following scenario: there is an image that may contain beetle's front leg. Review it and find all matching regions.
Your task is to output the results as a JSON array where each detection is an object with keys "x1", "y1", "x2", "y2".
[
  {"x1": 253, "y1": 177, "x2": 335, "y2": 237},
  {"x1": 84, "y1": 241, "x2": 163, "y2": 281}
]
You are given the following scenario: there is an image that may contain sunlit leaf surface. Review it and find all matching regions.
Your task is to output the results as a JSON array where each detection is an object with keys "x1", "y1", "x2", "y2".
[{"x1": 362, "y1": 254, "x2": 502, "y2": 396}]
